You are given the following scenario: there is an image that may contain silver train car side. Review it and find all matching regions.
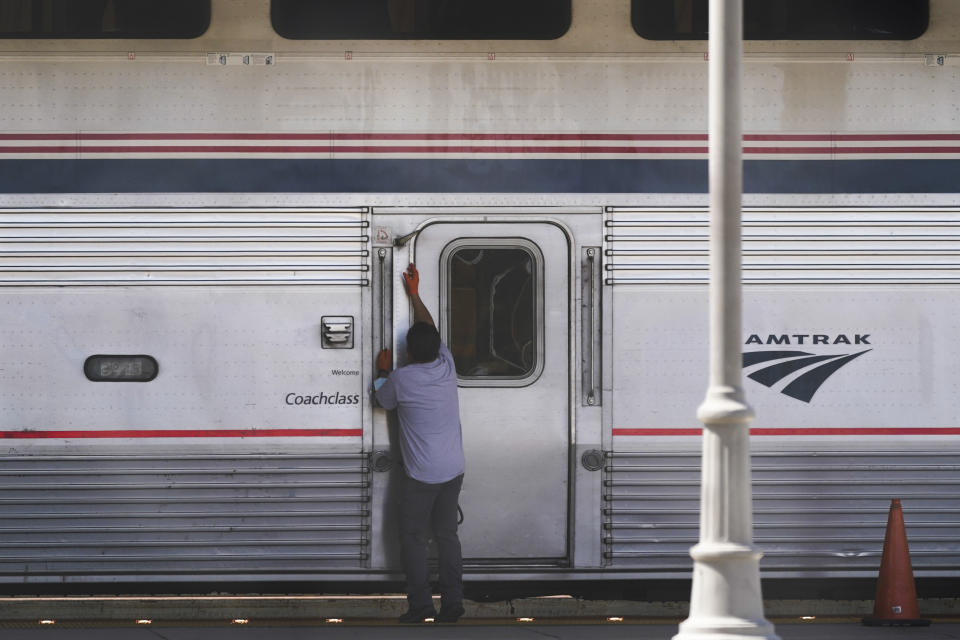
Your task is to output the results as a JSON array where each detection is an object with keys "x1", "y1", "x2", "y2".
[{"x1": 0, "y1": 0, "x2": 958, "y2": 587}]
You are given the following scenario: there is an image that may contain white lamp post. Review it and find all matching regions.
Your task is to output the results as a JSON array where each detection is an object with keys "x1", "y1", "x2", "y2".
[{"x1": 672, "y1": 0, "x2": 779, "y2": 638}]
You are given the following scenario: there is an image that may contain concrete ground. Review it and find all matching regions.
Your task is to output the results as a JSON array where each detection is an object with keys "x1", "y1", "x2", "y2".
[
  {"x1": 1, "y1": 595, "x2": 957, "y2": 639},
  {"x1": 2, "y1": 594, "x2": 958, "y2": 620},
  {"x1": 2, "y1": 621, "x2": 960, "y2": 640}
]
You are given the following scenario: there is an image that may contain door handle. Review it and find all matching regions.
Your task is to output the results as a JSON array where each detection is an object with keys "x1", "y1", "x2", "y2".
[
  {"x1": 582, "y1": 247, "x2": 602, "y2": 406},
  {"x1": 376, "y1": 248, "x2": 392, "y2": 355},
  {"x1": 392, "y1": 229, "x2": 419, "y2": 247}
]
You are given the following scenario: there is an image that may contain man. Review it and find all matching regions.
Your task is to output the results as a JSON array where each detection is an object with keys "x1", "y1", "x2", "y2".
[{"x1": 374, "y1": 262, "x2": 466, "y2": 624}]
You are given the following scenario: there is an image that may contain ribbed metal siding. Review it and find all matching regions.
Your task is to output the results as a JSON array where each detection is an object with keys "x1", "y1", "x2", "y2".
[
  {"x1": 605, "y1": 208, "x2": 960, "y2": 285},
  {"x1": 0, "y1": 453, "x2": 370, "y2": 581},
  {"x1": 603, "y1": 450, "x2": 960, "y2": 575},
  {"x1": 0, "y1": 208, "x2": 370, "y2": 286}
]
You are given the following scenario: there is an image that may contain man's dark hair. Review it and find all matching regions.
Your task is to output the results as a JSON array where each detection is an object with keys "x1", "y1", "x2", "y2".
[{"x1": 406, "y1": 322, "x2": 441, "y2": 363}]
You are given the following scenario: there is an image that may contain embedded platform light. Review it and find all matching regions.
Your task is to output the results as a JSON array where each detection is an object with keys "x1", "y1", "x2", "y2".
[
  {"x1": 136, "y1": 619, "x2": 152, "y2": 625},
  {"x1": 517, "y1": 617, "x2": 535, "y2": 622},
  {"x1": 325, "y1": 618, "x2": 343, "y2": 623},
  {"x1": 232, "y1": 619, "x2": 249, "y2": 625},
  {"x1": 424, "y1": 617, "x2": 435, "y2": 623},
  {"x1": 38, "y1": 620, "x2": 55, "y2": 625},
  {"x1": 607, "y1": 616, "x2": 624, "y2": 622},
  {"x1": 801, "y1": 616, "x2": 816, "y2": 621}
]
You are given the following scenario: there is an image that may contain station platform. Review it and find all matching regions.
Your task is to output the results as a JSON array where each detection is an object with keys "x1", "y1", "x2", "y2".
[
  {"x1": 3, "y1": 620, "x2": 960, "y2": 639},
  {"x1": 1, "y1": 595, "x2": 959, "y2": 639}
]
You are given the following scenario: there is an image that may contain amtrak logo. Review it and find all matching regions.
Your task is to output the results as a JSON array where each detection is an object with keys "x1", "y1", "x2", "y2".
[{"x1": 743, "y1": 334, "x2": 871, "y2": 403}]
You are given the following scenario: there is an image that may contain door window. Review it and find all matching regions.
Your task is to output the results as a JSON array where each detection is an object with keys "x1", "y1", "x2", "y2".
[{"x1": 441, "y1": 239, "x2": 543, "y2": 385}]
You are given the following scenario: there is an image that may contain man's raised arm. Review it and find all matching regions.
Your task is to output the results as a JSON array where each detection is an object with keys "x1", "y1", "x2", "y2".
[{"x1": 402, "y1": 262, "x2": 435, "y2": 327}]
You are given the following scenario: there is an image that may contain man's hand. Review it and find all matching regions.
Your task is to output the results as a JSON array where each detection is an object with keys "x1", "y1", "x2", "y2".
[
  {"x1": 402, "y1": 261, "x2": 435, "y2": 326},
  {"x1": 376, "y1": 348, "x2": 392, "y2": 374},
  {"x1": 402, "y1": 263, "x2": 419, "y2": 296}
]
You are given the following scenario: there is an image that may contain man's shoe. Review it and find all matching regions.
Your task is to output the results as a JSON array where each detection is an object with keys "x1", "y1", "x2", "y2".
[
  {"x1": 437, "y1": 602, "x2": 465, "y2": 623},
  {"x1": 398, "y1": 604, "x2": 437, "y2": 623}
]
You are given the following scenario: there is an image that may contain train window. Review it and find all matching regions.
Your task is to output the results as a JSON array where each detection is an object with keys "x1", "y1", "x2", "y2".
[
  {"x1": 0, "y1": 1, "x2": 210, "y2": 39},
  {"x1": 271, "y1": 0, "x2": 571, "y2": 40},
  {"x1": 632, "y1": 0, "x2": 929, "y2": 40},
  {"x1": 84, "y1": 355, "x2": 158, "y2": 382},
  {"x1": 443, "y1": 240, "x2": 543, "y2": 384}
]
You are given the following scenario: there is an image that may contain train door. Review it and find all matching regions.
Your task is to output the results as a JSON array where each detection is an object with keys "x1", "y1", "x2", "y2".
[{"x1": 414, "y1": 222, "x2": 570, "y2": 562}]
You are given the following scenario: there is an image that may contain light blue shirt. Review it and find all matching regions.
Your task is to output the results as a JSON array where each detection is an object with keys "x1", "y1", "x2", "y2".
[{"x1": 375, "y1": 342, "x2": 465, "y2": 484}]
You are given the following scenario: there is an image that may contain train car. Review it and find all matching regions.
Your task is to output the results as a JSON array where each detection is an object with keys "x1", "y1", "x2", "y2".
[{"x1": 0, "y1": 0, "x2": 958, "y2": 591}]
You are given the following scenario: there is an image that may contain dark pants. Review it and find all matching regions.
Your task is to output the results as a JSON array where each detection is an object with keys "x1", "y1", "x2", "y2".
[{"x1": 399, "y1": 473, "x2": 464, "y2": 609}]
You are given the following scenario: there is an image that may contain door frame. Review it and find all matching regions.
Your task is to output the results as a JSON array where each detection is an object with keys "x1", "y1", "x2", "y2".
[
  {"x1": 416, "y1": 217, "x2": 576, "y2": 565},
  {"x1": 369, "y1": 210, "x2": 588, "y2": 571}
]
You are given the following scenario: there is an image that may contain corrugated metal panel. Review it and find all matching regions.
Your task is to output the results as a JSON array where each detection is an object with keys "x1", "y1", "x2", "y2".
[
  {"x1": 603, "y1": 450, "x2": 960, "y2": 574},
  {"x1": 604, "y1": 208, "x2": 960, "y2": 285},
  {"x1": 0, "y1": 453, "x2": 370, "y2": 580},
  {"x1": 0, "y1": 208, "x2": 370, "y2": 286}
]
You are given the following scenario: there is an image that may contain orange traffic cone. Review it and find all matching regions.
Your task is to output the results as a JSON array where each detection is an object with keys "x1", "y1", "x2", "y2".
[{"x1": 862, "y1": 499, "x2": 930, "y2": 626}]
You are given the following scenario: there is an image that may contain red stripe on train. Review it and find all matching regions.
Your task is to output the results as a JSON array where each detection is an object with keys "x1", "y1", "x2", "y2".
[
  {"x1": 0, "y1": 133, "x2": 958, "y2": 142},
  {"x1": 0, "y1": 428, "x2": 362, "y2": 439},
  {"x1": 0, "y1": 133, "x2": 710, "y2": 142},
  {"x1": 613, "y1": 427, "x2": 960, "y2": 436},
  {"x1": 1, "y1": 145, "x2": 958, "y2": 155},
  {"x1": 0, "y1": 145, "x2": 712, "y2": 154}
]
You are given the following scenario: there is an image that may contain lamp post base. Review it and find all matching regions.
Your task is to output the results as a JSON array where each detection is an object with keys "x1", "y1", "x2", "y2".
[
  {"x1": 672, "y1": 548, "x2": 780, "y2": 640},
  {"x1": 673, "y1": 620, "x2": 780, "y2": 640}
]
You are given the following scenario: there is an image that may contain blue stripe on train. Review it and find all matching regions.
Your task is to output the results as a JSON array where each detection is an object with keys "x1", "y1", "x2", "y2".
[{"x1": 0, "y1": 159, "x2": 957, "y2": 193}]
